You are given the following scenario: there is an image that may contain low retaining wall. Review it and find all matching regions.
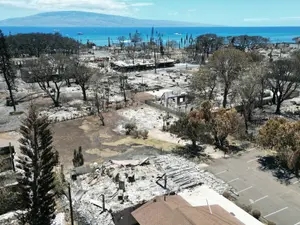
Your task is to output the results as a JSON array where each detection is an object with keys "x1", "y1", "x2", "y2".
[{"x1": 144, "y1": 100, "x2": 185, "y2": 117}]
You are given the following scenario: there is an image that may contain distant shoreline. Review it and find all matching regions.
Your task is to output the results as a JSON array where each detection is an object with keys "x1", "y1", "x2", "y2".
[
  {"x1": 0, "y1": 25, "x2": 224, "y2": 28},
  {"x1": 1, "y1": 26, "x2": 299, "y2": 46}
]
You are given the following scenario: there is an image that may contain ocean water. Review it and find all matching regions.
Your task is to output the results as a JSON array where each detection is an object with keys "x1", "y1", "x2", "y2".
[{"x1": 1, "y1": 26, "x2": 300, "y2": 46}]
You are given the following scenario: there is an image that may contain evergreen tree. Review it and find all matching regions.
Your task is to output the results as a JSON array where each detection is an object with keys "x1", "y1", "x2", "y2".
[
  {"x1": 17, "y1": 106, "x2": 56, "y2": 225},
  {"x1": 72, "y1": 146, "x2": 84, "y2": 167},
  {"x1": 78, "y1": 146, "x2": 84, "y2": 166},
  {"x1": 0, "y1": 29, "x2": 16, "y2": 111}
]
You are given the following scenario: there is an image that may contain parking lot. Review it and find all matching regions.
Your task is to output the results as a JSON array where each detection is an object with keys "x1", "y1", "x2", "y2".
[{"x1": 207, "y1": 149, "x2": 300, "y2": 225}]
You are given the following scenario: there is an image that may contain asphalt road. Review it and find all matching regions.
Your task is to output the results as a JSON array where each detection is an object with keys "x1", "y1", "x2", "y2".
[{"x1": 207, "y1": 149, "x2": 300, "y2": 225}]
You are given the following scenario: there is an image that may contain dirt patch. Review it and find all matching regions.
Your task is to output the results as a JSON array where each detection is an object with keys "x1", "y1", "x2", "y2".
[
  {"x1": 134, "y1": 92, "x2": 155, "y2": 102},
  {"x1": 86, "y1": 148, "x2": 120, "y2": 157},
  {"x1": 102, "y1": 136, "x2": 178, "y2": 151},
  {"x1": 51, "y1": 111, "x2": 124, "y2": 169}
]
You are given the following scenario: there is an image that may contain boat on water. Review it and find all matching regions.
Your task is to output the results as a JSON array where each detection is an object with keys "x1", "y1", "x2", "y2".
[
  {"x1": 174, "y1": 33, "x2": 182, "y2": 36},
  {"x1": 77, "y1": 32, "x2": 83, "y2": 35}
]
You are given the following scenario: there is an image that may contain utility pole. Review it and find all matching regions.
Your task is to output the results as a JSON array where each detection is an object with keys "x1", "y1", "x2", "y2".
[{"x1": 68, "y1": 183, "x2": 74, "y2": 225}]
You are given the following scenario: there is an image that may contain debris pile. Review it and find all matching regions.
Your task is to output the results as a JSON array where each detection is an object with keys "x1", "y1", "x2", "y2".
[
  {"x1": 71, "y1": 155, "x2": 236, "y2": 224},
  {"x1": 39, "y1": 106, "x2": 92, "y2": 123}
]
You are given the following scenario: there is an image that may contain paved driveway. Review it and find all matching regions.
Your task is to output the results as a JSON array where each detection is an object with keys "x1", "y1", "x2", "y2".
[{"x1": 207, "y1": 149, "x2": 300, "y2": 225}]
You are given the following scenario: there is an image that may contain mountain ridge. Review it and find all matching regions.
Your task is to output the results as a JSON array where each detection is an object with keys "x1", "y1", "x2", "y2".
[{"x1": 0, "y1": 11, "x2": 216, "y2": 27}]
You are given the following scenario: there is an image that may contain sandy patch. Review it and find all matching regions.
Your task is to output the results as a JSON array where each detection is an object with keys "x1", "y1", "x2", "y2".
[
  {"x1": 102, "y1": 136, "x2": 178, "y2": 151},
  {"x1": 79, "y1": 119, "x2": 112, "y2": 140},
  {"x1": 203, "y1": 145, "x2": 226, "y2": 159},
  {"x1": 148, "y1": 129, "x2": 187, "y2": 145},
  {"x1": 79, "y1": 120, "x2": 91, "y2": 132}
]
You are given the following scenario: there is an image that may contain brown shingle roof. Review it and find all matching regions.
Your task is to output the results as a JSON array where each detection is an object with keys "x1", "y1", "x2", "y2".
[
  {"x1": 131, "y1": 195, "x2": 191, "y2": 225},
  {"x1": 132, "y1": 195, "x2": 243, "y2": 225}
]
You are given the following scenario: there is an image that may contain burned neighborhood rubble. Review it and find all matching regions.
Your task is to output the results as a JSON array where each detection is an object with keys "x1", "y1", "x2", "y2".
[{"x1": 71, "y1": 154, "x2": 236, "y2": 225}]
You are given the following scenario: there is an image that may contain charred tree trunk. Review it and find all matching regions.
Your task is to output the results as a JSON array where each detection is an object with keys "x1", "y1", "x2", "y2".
[
  {"x1": 243, "y1": 106, "x2": 249, "y2": 134},
  {"x1": 3, "y1": 74, "x2": 16, "y2": 111},
  {"x1": 271, "y1": 88, "x2": 277, "y2": 105},
  {"x1": 123, "y1": 89, "x2": 127, "y2": 103},
  {"x1": 99, "y1": 113, "x2": 105, "y2": 126},
  {"x1": 275, "y1": 100, "x2": 282, "y2": 114},
  {"x1": 54, "y1": 82, "x2": 61, "y2": 107},
  {"x1": 222, "y1": 86, "x2": 229, "y2": 108},
  {"x1": 260, "y1": 89, "x2": 265, "y2": 108},
  {"x1": 0, "y1": 36, "x2": 16, "y2": 112},
  {"x1": 66, "y1": 79, "x2": 71, "y2": 87},
  {"x1": 81, "y1": 85, "x2": 87, "y2": 101},
  {"x1": 208, "y1": 83, "x2": 216, "y2": 101}
]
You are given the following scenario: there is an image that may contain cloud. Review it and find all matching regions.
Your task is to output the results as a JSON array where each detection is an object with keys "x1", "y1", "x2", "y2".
[
  {"x1": 243, "y1": 18, "x2": 270, "y2": 22},
  {"x1": 131, "y1": 2, "x2": 153, "y2": 7},
  {"x1": 0, "y1": 0, "x2": 153, "y2": 15},
  {"x1": 279, "y1": 16, "x2": 300, "y2": 20}
]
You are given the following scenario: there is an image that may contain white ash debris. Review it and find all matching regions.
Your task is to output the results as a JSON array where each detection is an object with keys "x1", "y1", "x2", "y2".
[
  {"x1": 153, "y1": 155, "x2": 237, "y2": 195},
  {"x1": 70, "y1": 155, "x2": 236, "y2": 224},
  {"x1": 39, "y1": 106, "x2": 91, "y2": 123},
  {"x1": 52, "y1": 213, "x2": 66, "y2": 225},
  {"x1": 116, "y1": 105, "x2": 178, "y2": 132},
  {"x1": 0, "y1": 211, "x2": 25, "y2": 225}
]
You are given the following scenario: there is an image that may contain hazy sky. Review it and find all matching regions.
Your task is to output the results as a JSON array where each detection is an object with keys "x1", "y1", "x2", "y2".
[{"x1": 1, "y1": 0, "x2": 300, "y2": 26}]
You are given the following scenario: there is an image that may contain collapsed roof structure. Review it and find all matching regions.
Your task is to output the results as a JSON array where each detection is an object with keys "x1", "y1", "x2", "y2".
[{"x1": 70, "y1": 154, "x2": 237, "y2": 225}]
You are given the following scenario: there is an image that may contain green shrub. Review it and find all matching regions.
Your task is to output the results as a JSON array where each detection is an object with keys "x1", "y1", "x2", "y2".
[
  {"x1": 252, "y1": 209, "x2": 261, "y2": 219},
  {"x1": 125, "y1": 122, "x2": 137, "y2": 135},
  {"x1": 140, "y1": 130, "x2": 149, "y2": 140}
]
